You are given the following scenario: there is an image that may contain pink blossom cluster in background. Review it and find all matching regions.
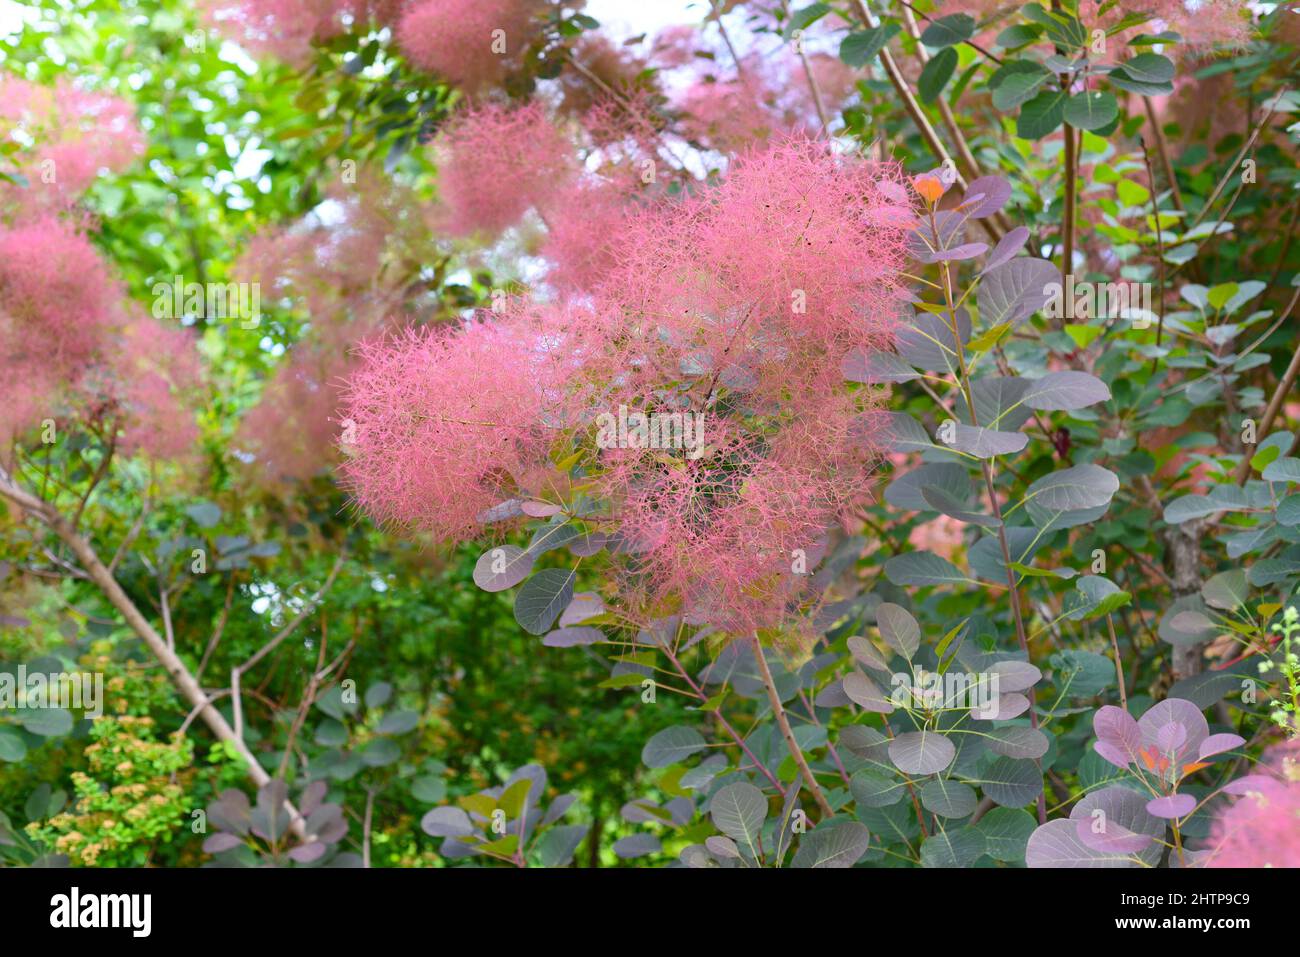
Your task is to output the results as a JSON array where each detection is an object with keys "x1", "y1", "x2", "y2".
[
  {"x1": 397, "y1": 0, "x2": 543, "y2": 92},
  {"x1": 0, "y1": 78, "x2": 201, "y2": 461},
  {"x1": 234, "y1": 171, "x2": 438, "y2": 483},
  {"x1": 201, "y1": 0, "x2": 403, "y2": 66}
]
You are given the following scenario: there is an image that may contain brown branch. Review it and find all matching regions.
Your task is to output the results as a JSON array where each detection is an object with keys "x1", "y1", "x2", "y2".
[{"x1": 0, "y1": 465, "x2": 309, "y2": 840}]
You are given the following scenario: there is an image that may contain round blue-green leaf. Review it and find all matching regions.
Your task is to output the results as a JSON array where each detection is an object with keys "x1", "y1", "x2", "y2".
[
  {"x1": 888, "y1": 730, "x2": 956, "y2": 775},
  {"x1": 1063, "y1": 91, "x2": 1118, "y2": 131},
  {"x1": 473, "y1": 545, "x2": 534, "y2": 592},
  {"x1": 641, "y1": 725, "x2": 706, "y2": 768},
  {"x1": 920, "y1": 778, "x2": 978, "y2": 818},
  {"x1": 513, "y1": 568, "x2": 576, "y2": 635},
  {"x1": 0, "y1": 727, "x2": 26, "y2": 762},
  {"x1": 920, "y1": 826, "x2": 986, "y2": 867},
  {"x1": 612, "y1": 833, "x2": 661, "y2": 859},
  {"x1": 791, "y1": 819, "x2": 871, "y2": 868},
  {"x1": 19, "y1": 708, "x2": 72, "y2": 737},
  {"x1": 710, "y1": 781, "x2": 767, "y2": 854},
  {"x1": 975, "y1": 807, "x2": 1036, "y2": 862},
  {"x1": 979, "y1": 756, "x2": 1044, "y2": 807}
]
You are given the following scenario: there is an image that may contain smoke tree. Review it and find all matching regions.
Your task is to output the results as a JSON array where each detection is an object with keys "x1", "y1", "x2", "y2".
[{"x1": 0, "y1": 0, "x2": 1298, "y2": 873}]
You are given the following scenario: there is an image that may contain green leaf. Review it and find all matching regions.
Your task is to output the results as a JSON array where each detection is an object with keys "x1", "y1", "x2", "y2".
[
  {"x1": 19, "y1": 709, "x2": 72, "y2": 737},
  {"x1": 497, "y1": 778, "x2": 533, "y2": 819},
  {"x1": 975, "y1": 808, "x2": 1036, "y2": 861},
  {"x1": 1120, "y1": 52, "x2": 1175, "y2": 84},
  {"x1": 790, "y1": 819, "x2": 872, "y2": 868},
  {"x1": 920, "y1": 13, "x2": 975, "y2": 48},
  {"x1": 1064, "y1": 91, "x2": 1118, "y2": 130},
  {"x1": 991, "y1": 64, "x2": 1054, "y2": 110},
  {"x1": 918, "y1": 47, "x2": 958, "y2": 103},
  {"x1": 1017, "y1": 88, "x2": 1068, "y2": 139},
  {"x1": 0, "y1": 727, "x2": 26, "y2": 763},
  {"x1": 839, "y1": 24, "x2": 901, "y2": 67},
  {"x1": 1206, "y1": 282, "x2": 1239, "y2": 310},
  {"x1": 786, "y1": 2, "x2": 831, "y2": 36},
  {"x1": 710, "y1": 782, "x2": 767, "y2": 857},
  {"x1": 995, "y1": 24, "x2": 1044, "y2": 50},
  {"x1": 641, "y1": 725, "x2": 706, "y2": 768},
  {"x1": 884, "y1": 551, "x2": 971, "y2": 587},
  {"x1": 513, "y1": 568, "x2": 576, "y2": 635}
]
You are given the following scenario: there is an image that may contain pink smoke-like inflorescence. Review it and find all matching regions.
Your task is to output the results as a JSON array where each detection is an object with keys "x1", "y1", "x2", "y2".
[
  {"x1": 432, "y1": 101, "x2": 576, "y2": 239},
  {"x1": 202, "y1": 0, "x2": 403, "y2": 65},
  {"x1": 1205, "y1": 736, "x2": 1300, "y2": 867},
  {"x1": 0, "y1": 76, "x2": 145, "y2": 215},
  {"x1": 235, "y1": 170, "x2": 437, "y2": 483},
  {"x1": 0, "y1": 78, "x2": 201, "y2": 461},
  {"x1": 342, "y1": 134, "x2": 915, "y2": 635},
  {"x1": 397, "y1": 0, "x2": 541, "y2": 92}
]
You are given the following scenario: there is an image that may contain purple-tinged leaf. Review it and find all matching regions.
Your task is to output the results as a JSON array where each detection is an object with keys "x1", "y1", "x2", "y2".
[
  {"x1": 1146, "y1": 793, "x2": 1197, "y2": 819},
  {"x1": 977, "y1": 257, "x2": 1057, "y2": 329},
  {"x1": 985, "y1": 727, "x2": 1049, "y2": 759},
  {"x1": 814, "y1": 678, "x2": 852, "y2": 708},
  {"x1": 982, "y1": 226, "x2": 1031, "y2": 272},
  {"x1": 542, "y1": 626, "x2": 604, "y2": 647},
  {"x1": 843, "y1": 671, "x2": 895, "y2": 713},
  {"x1": 921, "y1": 242, "x2": 989, "y2": 263},
  {"x1": 473, "y1": 545, "x2": 534, "y2": 592},
  {"x1": 1028, "y1": 786, "x2": 1163, "y2": 867},
  {"x1": 520, "y1": 501, "x2": 563, "y2": 518},
  {"x1": 1027, "y1": 819, "x2": 1135, "y2": 868},
  {"x1": 1094, "y1": 741, "x2": 1134, "y2": 769},
  {"x1": 989, "y1": 660, "x2": 1042, "y2": 693},
  {"x1": 477, "y1": 499, "x2": 524, "y2": 524},
  {"x1": 558, "y1": 592, "x2": 605, "y2": 626},
  {"x1": 1075, "y1": 816, "x2": 1154, "y2": 855},
  {"x1": 288, "y1": 841, "x2": 328, "y2": 864},
  {"x1": 1020, "y1": 371, "x2": 1111, "y2": 411},
  {"x1": 612, "y1": 834, "x2": 661, "y2": 859},
  {"x1": 888, "y1": 730, "x2": 956, "y2": 775},
  {"x1": 421, "y1": 806, "x2": 475, "y2": 838},
  {"x1": 971, "y1": 692, "x2": 1030, "y2": 721},
  {"x1": 962, "y1": 175, "x2": 1011, "y2": 218},
  {"x1": 895, "y1": 308, "x2": 970, "y2": 374},
  {"x1": 1155, "y1": 722, "x2": 1188, "y2": 754},
  {"x1": 847, "y1": 635, "x2": 892, "y2": 672},
  {"x1": 710, "y1": 782, "x2": 767, "y2": 854},
  {"x1": 842, "y1": 348, "x2": 919, "y2": 383},
  {"x1": 946, "y1": 423, "x2": 1028, "y2": 458},
  {"x1": 705, "y1": 835, "x2": 741, "y2": 859},
  {"x1": 1137, "y1": 698, "x2": 1208, "y2": 757},
  {"x1": 876, "y1": 602, "x2": 920, "y2": 659},
  {"x1": 202, "y1": 833, "x2": 244, "y2": 854}
]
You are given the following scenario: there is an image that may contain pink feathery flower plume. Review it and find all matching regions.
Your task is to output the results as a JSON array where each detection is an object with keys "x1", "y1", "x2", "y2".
[
  {"x1": 234, "y1": 170, "x2": 438, "y2": 483},
  {"x1": 201, "y1": 0, "x2": 402, "y2": 65},
  {"x1": 342, "y1": 134, "x2": 912, "y2": 636},
  {"x1": 0, "y1": 76, "x2": 143, "y2": 214},
  {"x1": 1205, "y1": 736, "x2": 1300, "y2": 867},
  {"x1": 0, "y1": 217, "x2": 124, "y2": 445},
  {"x1": 599, "y1": 136, "x2": 914, "y2": 409},
  {"x1": 339, "y1": 301, "x2": 609, "y2": 541},
  {"x1": 432, "y1": 101, "x2": 575, "y2": 239},
  {"x1": 110, "y1": 319, "x2": 204, "y2": 461},
  {"x1": 397, "y1": 0, "x2": 541, "y2": 92}
]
